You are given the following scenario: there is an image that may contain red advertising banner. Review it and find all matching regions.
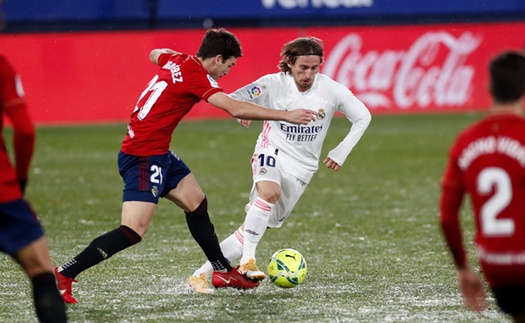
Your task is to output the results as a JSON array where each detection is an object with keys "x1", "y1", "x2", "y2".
[
  {"x1": 313, "y1": 23, "x2": 524, "y2": 114},
  {"x1": 1, "y1": 22, "x2": 524, "y2": 125}
]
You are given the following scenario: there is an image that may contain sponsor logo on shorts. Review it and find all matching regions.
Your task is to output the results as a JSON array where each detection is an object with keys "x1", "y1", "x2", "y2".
[
  {"x1": 259, "y1": 167, "x2": 267, "y2": 175},
  {"x1": 151, "y1": 185, "x2": 159, "y2": 197}
]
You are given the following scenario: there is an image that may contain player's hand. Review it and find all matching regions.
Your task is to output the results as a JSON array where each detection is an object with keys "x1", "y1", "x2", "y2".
[
  {"x1": 237, "y1": 119, "x2": 251, "y2": 128},
  {"x1": 458, "y1": 267, "x2": 487, "y2": 312},
  {"x1": 323, "y1": 157, "x2": 341, "y2": 171},
  {"x1": 286, "y1": 109, "x2": 317, "y2": 125}
]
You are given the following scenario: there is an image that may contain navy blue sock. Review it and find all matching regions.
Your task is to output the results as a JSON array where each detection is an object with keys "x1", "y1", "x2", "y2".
[{"x1": 60, "y1": 225, "x2": 141, "y2": 278}]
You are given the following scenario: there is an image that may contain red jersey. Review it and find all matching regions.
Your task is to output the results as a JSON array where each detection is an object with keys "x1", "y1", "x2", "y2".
[
  {"x1": 0, "y1": 55, "x2": 29, "y2": 203},
  {"x1": 441, "y1": 114, "x2": 525, "y2": 287},
  {"x1": 121, "y1": 53, "x2": 223, "y2": 156}
]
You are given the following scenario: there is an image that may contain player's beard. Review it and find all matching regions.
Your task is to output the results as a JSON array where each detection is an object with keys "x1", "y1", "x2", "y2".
[{"x1": 298, "y1": 79, "x2": 312, "y2": 91}]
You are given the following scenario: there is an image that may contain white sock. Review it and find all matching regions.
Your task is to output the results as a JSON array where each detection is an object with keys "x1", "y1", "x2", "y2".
[
  {"x1": 240, "y1": 197, "x2": 274, "y2": 264},
  {"x1": 192, "y1": 227, "x2": 244, "y2": 277}
]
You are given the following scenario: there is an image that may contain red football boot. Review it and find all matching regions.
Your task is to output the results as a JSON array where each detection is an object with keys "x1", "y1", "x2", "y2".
[
  {"x1": 212, "y1": 267, "x2": 260, "y2": 290},
  {"x1": 54, "y1": 267, "x2": 78, "y2": 304}
]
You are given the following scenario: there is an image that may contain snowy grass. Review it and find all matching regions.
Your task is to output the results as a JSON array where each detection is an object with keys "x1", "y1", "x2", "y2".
[{"x1": 0, "y1": 114, "x2": 508, "y2": 322}]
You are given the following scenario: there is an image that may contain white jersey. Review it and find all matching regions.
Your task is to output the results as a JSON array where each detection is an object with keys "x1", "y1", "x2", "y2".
[{"x1": 230, "y1": 72, "x2": 371, "y2": 183}]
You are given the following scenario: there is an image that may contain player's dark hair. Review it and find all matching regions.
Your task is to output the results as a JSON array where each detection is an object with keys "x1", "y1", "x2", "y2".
[
  {"x1": 196, "y1": 28, "x2": 242, "y2": 62},
  {"x1": 489, "y1": 50, "x2": 525, "y2": 103},
  {"x1": 278, "y1": 37, "x2": 324, "y2": 74}
]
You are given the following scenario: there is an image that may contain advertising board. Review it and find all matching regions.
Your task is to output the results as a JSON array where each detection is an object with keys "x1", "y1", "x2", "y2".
[{"x1": 1, "y1": 22, "x2": 523, "y2": 124}]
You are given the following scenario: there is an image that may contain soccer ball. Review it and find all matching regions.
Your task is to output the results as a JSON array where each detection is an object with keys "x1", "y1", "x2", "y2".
[{"x1": 267, "y1": 248, "x2": 307, "y2": 288}]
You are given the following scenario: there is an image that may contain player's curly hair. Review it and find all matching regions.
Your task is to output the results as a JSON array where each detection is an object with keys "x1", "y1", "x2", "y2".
[
  {"x1": 197, "y1": 28, "x2": 242, "y2": 62},
  {"x1": 490, "y1": 50, "x2": 525, "y2": 103},
  {"x1": 278, "y1": 37, "x2": 324, "y2": 74}
]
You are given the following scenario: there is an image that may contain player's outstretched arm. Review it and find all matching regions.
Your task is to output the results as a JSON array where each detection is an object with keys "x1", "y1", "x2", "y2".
[
  {"x1": 149, "y1": 48, "x2": 181, "y2": 64},
  {"x1": 208, "y1": 92, "x2": 317, "y2": 125}
]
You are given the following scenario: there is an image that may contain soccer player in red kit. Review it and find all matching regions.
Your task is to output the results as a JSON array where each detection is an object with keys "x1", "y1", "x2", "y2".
[
  {"x1": 0, "y1": 54, "x2": 68, "y2": 322},
  {"x1": 54, "y1": 29, "x2": 317, "y2": 303},
  {"x1": 440, "y1": 50, "x2": 525, "y2": 322}
]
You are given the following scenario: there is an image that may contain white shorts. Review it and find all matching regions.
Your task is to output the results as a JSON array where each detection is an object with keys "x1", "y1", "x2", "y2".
[{"x1": 245, "y1": 146, "x2": 308, "y2": 228}]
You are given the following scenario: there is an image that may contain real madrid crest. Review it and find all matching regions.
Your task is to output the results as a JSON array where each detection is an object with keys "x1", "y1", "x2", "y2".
[{"x1": 318, "y1": 108, "x2": 326, "y2": 120}]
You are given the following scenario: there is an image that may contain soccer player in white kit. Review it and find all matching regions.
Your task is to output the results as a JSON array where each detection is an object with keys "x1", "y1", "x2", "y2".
[{"x1": 188, "y1": 37, "x2": 371, "y2": 293}]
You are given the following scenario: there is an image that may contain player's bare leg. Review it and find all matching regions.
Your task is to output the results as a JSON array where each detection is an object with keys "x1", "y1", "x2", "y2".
[{"x1": 121, "y1": 201, "x2": 156, "y2": 237}]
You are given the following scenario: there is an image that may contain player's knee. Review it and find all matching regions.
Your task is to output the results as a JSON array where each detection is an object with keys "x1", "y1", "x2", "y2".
[
  {"x1": 186, "y1": 197, "x2": 208, "y2": 217},
  {"x1": 258, "y1": 189, "x2": 280, "y2": 204}
]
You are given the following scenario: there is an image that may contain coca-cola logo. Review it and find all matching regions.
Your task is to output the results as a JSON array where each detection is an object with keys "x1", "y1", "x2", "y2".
[{"x1": 323, "y1": 31, "x2": 482, "y2": 110}]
